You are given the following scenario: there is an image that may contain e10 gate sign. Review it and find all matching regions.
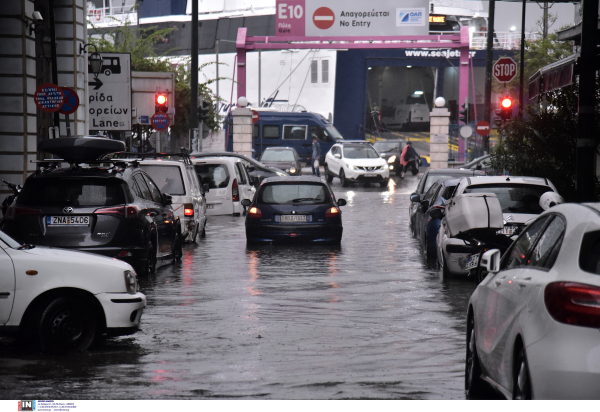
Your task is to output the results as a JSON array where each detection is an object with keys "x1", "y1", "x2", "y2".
[{"x1": 276, "y1": 0, "x2": 429, "y2": 37}]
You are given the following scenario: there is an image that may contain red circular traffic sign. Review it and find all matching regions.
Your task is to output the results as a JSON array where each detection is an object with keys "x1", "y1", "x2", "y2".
[
  {"x1": 476, "y1": 120, "x2": 490, "y2": 136},
  {"x1": 151, "y1": 112, "x2": 170, "y2": 131},
  {"x1": 493, "y1": 57, "x2": 517, "y2": 83},
  {"x1": 251, "y1": 110, "x2": 260, "y2": 124},
  {"x1": 34, "y1": 83, "x2": 64, "y2": 113},
  {"x1": 313, "y1": 7, "x2": 335, "y2": 30},
  {"x1": 58, "y1": 87, "x2": 80, "y2": 115}
]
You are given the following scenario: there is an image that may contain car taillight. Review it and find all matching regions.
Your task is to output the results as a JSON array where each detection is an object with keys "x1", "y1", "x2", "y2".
[
  {"x1": 95, "y1": 205, "x2": 139, "y2": 218},
  {"x1": 232, "y1": 179, "x2": 239, "y2": 202},
  {"x1": 325, "y1": 207, "x2": 339, "y2": 217},
  {"x1": 248, "y1": 207, "x2": 262, "y2": 218},
  {"x1": 544, "y1": 282, "x2": 600, "y2": 328},
  {"x1": 184, "y1": 203, "x2": 194, "y2": 216},
  {"x1": 6, "y1": 205, "x2": 42, "y2": 220}
]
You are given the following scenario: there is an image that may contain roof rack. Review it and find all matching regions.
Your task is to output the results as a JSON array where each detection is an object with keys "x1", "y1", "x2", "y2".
[
  {"x1": 338, "y1": 140, "x2": 373, "y2": 145},
  {"x1": 111, "y1": 148, "x2": 192, "y2": 165}
]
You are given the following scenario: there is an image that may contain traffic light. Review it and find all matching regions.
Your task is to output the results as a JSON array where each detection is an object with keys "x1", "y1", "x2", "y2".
[
  {"x1": 155, "y1": 92, "x2": 168, "y2": 113},
  {"x1": 458, "y1": 102, "x2": 468, "y2": 124},
  {"x1": 198, "y1": 100, "x2": 211, "y2": 122},
  {"x1": 495, "y1": 97, "x2": 513, "y2": 121}
]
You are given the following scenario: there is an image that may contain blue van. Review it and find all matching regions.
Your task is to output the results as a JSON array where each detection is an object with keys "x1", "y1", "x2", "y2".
[{"x1": 227, "y1": 110, "x2": 345, "y2": 164}]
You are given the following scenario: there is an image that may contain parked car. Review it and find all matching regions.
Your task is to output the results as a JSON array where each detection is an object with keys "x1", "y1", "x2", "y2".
[
  {"x1": 2, "y1": 137, "x2": 182, "y2": 276},
  {"x1": 190, "y1": 151, "x2": 288, "y2": 186},
  {"x1": 382, "y1": 94, "x2": 430, "y2": 131},
  {"x1": 466, "y1": 202, "x2": 600, "y2": 399},
  {"x1": 242, "y1": 176, "x2": 346, "y2": 244},
  {"x1": 437, "y1": 176, "x2": 558, "y2": 277},
  {"x1": 324, "y1": 141, "x2": 390, "y2": 187},
  {"x1": 410, "y1": 178, "x2": 460, "y2": 266},
  {"x1": 409, "y1": 168, "x2": 486, "y2": 237},
  {"x1": 0, "y1": 229, "x2": 145, "y2": 353},
  {"x1": 140, "y1": 158, "x2": 208, "y2": 242},
  {"x1": 192, "y1": 157, "x2": 256, "y2": 216},
  {"x1": 373, "y1": 139, "x2": 407, "y2": 176},
  {"x1": 259, "y1": 147, "x2": 302, "y2": 176}
]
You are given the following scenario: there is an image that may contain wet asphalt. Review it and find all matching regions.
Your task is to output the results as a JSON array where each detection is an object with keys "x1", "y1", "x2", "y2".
[{"x1": 0, "y1": 173, "x2": 482, "y2": 400}]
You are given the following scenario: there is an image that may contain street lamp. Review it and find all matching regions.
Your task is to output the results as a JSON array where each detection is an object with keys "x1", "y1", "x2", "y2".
[{"x1": 79, "y1": 43, "x2": 103, "y2": 78}]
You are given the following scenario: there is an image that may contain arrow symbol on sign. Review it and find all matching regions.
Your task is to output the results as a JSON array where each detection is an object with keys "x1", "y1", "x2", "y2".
[{"x1": 89, "y1": 78, "x2": 103, "y2": 90}]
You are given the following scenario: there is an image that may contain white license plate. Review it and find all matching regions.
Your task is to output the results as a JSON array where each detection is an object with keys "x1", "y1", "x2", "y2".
[
  {"x1": 207, "y1": 204, "x2": 214, "y2": 209},
  {"x1": 47, "y1": 216, "x2": 90, "y2": 227},
  {"x1": 364, "y1": 173, "x2": 377, "y2": 177},
  {"x1": 465, "y1": 253, "x2": 480, "y2": 270},
  {"x1": 281, "y1": 215, "x2": 307, "y2": 222},
  {"x1": 497, "y1": 226, "x2": 516, "y2": 236}
]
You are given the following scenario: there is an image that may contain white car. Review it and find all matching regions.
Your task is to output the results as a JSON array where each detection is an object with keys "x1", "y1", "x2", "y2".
[
  {"x1": 382, "y1": 94, "x2": 430, "y2": 130},
  {"x1": 324, "y1": 142, "x2": 390, "y2": 187},
  {"x1": 0, "y1": 230, "x2": 146, "y2": 353},
  {"x1": 140, "y1": 159, "x2": 208, "y2": 242},
  {"x1": 437, "y1": 176, "x2": 558, "y2": 276},
  {"x1": 466, "y1": 202, "x2": 600, "y2": 399},
  {"x1": 192, "y1": 157, "x2": 256, "y2": 216}
]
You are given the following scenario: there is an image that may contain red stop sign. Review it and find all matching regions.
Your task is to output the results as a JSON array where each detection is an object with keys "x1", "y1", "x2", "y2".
[{"x1": 493, "y1": 57, "x2": 517, "y2": 83}]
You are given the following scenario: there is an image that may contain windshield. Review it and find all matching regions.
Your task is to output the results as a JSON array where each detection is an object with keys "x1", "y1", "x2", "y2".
[
  {"x1": 140, "y1": 165, "x2": 185, "y2": 195},
  {"x1": 373, "y1": 142, "x2": 402, "y2": 153},
  {"x1": 259, "y1": 183, "x2": 329, "y2": 205},
  {"x1": 343, "y1": 146, "x2": 379, "y2": 159},
  {"x1": 463, "y1": 184, "x2": 552, "y2": 214},
  {"x1": 0, "y1": 230, "x2": 21, "y2": 249},
  {"x1": 18, "y1": 178, "x2": 127, "y2": 207},
  {"x1": 325, "y1": 125, "x2": 344, "y2": 140},
  {"x1": 261, "y1": 150, "x2": 295, "y2": 162}
]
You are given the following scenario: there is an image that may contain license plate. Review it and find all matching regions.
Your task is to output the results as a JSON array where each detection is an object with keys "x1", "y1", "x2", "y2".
[
  {"x1": 207, "y1": 204, "x2": 214, "y2": 209},
  {"x1": 364, "y1": 173, "x2": 377, "y2": 177},
  {"x1": 497, "y1": 225, "x2": 516, "y2": 236},
  {"x1": 465, "y1": 253, "x2": 480, "y2": 270},
  {"x1": 47, "y1": 216, "x2": 90, "y2": 227},
  {"x1": 281, "y1": 215, "x2": 307, "y2": 222}
]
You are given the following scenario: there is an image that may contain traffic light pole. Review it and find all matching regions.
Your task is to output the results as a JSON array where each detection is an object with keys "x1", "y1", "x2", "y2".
[
  {"x1": 483, "y1": 0, "x2": 496, "y2": 154},
  {"x1": 190, "y1": 0, "x2": 199, "y2": 151}
]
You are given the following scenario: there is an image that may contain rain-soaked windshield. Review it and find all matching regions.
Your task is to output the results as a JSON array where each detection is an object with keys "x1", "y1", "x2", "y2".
[
  {"x1": 261, "y1": 150, "x2": 296, "y2": 162},
  {"x1": 463, "y1": 184, "x2": 553, "y2": 214},
  {"x1": 373, "y1": 142, "x2": 403, "y2": 153},
  {"x1": 259, "y1": 183, "x2": 329, "y2": 205},
  {"x1": 343, "y1": 146, "x2": 379, "y2": 159}
]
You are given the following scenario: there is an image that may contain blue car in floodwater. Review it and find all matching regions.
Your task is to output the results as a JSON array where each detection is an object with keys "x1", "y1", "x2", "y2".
[
  {"x1": 241, "y1": 176, "x2": 346, "y2": 244},
  {"x1": 410, "y1": 178, "x2": 460, "y2": 267}
]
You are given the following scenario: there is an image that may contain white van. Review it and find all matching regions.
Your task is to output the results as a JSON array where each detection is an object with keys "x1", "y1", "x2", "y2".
[
  {"x1": 140, "y1": 159, "x2": 207, "y2": 242},
  {"x1": 192, "y1": 157, "x2": 256, "y2": 216}
]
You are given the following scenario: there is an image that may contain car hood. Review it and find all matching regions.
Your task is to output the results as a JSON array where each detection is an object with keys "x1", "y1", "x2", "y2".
[{"x1": 344, "y1": 158, "x2": 387, "y2": 167}]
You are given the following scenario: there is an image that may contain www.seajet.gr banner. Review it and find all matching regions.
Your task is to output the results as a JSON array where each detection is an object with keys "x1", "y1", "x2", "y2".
[{"x1": 276, "y1": 0, "x2": 429, "y2": 37}]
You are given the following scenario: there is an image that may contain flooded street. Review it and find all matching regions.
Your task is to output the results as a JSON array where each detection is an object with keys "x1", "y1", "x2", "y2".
[{"x1": 0, "y1": 174, "x2": 478, "y2": 400}]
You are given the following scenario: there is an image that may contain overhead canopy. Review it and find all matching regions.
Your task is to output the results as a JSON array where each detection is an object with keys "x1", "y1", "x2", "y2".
[
  {"x1": 528, "y1": 54, "x2": 576, "y2": 100},
  {"x1": 557, "y1": 18, "x2": 600, "y2": 45}
]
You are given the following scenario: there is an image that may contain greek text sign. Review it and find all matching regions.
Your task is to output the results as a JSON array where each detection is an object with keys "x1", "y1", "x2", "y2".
[
  {"x1": 87, "y1": 53, "x2": 131, "y2": 130},
  {"x1": 276, "y1": 0, "x2": 429, "y2": 37},
  {"x1": 34, "y1": 83, "x2": 64, "y2": 113}
]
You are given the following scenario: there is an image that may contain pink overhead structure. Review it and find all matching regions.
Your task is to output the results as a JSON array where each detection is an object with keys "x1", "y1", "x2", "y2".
[{"x1": 236, "y1": 26, "x2": 471, "y2": 155}]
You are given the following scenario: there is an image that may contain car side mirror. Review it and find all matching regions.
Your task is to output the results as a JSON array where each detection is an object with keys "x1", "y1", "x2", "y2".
[
  {"x1": 430, "y1": 207, "x2": 445, "y2": 220},
  {"x1": 481, "y1": 249, "x2": 501, "y2": 274},
  {"x1": 202, "y1": 183, "x2": 209, "y2": 193},
  {"x1": 334, "y1": 153, "x2": 341, "y2": 159},
  {"x1": 163, "y1": 193, "x2": 173, "y2": 205},
  {"x1": 338, "y1": 198, "x2": 347, "y2": 206},
  {"x1": 380, "y1": 154, "x2": 385, "y2": 158},
  {"x1": 241, "y1": 199, "x2": 252, "y2": 207},
  {"x1": 410, "y1": 193, "x2": 421, "y2": 203}
]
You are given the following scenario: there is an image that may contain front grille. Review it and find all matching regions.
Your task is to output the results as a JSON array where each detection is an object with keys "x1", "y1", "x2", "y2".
[{"x1": 356, "y1": 166, "x2": 382, "y2": 171}]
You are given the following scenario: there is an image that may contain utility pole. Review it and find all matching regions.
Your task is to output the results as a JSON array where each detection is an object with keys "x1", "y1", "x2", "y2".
[
  {"x1": 190, "y1": 0, "x2": 199, "y2": 150},
  {"x1": 542, "y1": 2, "x2": 549, "y2": 40},
  {"x1": 483, "y1": 0, "x2": 496, "y2": 154},
  {"x1": 518, "y1": 0, "x2": 526, "y2": 118}
]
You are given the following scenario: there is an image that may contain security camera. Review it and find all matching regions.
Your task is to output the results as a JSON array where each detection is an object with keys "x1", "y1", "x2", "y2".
[{"x1": 32, "y1": 11, "x2": 43, "y2": 22}]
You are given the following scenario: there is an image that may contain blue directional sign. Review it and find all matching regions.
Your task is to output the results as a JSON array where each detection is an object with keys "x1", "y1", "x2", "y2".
[{"x1": 151, "y1": 112, "x2": 170, "y2": 131}]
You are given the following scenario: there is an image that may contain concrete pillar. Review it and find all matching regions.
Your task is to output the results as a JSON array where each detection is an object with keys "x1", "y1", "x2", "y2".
[
  {"x1": 232, "y1": 107, "x2": 253, "y2": 158},
  {"x1": 0, "y1": 0, "x2": 37, "y2": 203},
  {"x1": 430, "y1": 108, "x2": 450, "y2": 169}
]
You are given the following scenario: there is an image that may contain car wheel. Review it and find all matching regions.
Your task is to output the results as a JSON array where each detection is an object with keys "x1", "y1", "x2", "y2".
[
  {"x1": 340, "y1": 169, "x2": 349, "y2": 187},
  {"x1": 140, "y1": 242, "x2": 156, "y2": 276},
  {"x1": 440, "y1": 249, "x2": 451, "y2": 278},
  {"x1": 379, "y1": 179, "x2": 388, "y2": 188},
  {"x1": 396, "y1": 167, "x2": 403, "y2": 177},
  {"x1": 173, "y1": 228, "x2": 183, "y2": 262},
  {"x1": 465, "y1": 315, "x2": 484, "y2": 398},
  {"x1": 324, "y1": 164, "x2": 334, "y2": 183},
  {"x1": 37, "y1": 296, "x2": 98, "y2": 353},
  {"x1": 200, "y1": 220, "x2": 207, "y2": 238},
  {"x1": 425, "y1": 236, "x2": 436, "y2": 267},
  {"x1": 513, "y1": 345, "x2": 532, "y2": 399},
  {"x1": 410, "y1": 217, "x2": 417, "y2": 237}
]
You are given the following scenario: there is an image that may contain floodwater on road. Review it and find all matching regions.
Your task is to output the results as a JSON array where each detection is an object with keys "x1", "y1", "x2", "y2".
[{"x1": 0, "y1": 174, "x2": 478, "y2": 400}]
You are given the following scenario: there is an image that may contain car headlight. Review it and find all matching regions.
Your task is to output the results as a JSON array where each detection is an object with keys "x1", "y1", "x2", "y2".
[
  {"x1": 346, "y1": 163, "x2": 357, "y2": 170},
  {"x1": 290, "y1": 167, "x2": 297, "y2": 174},
  {"x1": 382, "y1": 163, "x2": 389, "y2": 169},
  {"x1": 124, "y1": 270, "x2": 138, "y2": 294},
  {"x1": 387, "y1": 155, "x2": 396, "y2": 163}
]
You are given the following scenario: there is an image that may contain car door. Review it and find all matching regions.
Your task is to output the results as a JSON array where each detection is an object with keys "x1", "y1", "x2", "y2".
[
  {"x1": 0, "y1": 242, "x2": 15, "y2": 324},
  {"x1": 187, "y1": 166, "x2": 206, "y2": 228},
  {"x1": 475, "y1": 215, "x2": 551, "y2": 385},
  {"x1": 235, "y1": 161, "x2": 256, "y2": 202},
  {"x1": 417, "y1": 181, "x2": 441, "y2": 241},
  {"x1": 328, "y1": 145, "x2": 341, "y2": 174},
  {"x1": 144, "y1": 174, "x2": 176, "y2": 256}
]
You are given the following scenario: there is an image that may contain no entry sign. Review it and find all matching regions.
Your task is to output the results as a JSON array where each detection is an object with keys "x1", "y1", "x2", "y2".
[
  {"x1": 476, "y1": 120, "x2": 490, "y2": 136},
  {"x1": 34, "y1": 83, "x2": 64, "y2": 113},
  {"x1": 151, "y1": 112, "x2": 170, "y2": 131},
  {"x1": 493, "y1": 57, "x2": 517, "y2": 83},
  {"x1": 251, "y1": 110, "x2": 260, "y2": 124},
  {"x1": 313, "y1": 7, "x2": 335, "y2": 30},
  {"x1": 59, "y1": 87, "x2": 80, "y2": 115}
]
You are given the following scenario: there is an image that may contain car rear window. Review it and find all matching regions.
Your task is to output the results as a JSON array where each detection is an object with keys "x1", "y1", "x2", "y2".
[
  {"x1": 463, "y1": 184, "x2": 552, "y2": 214},
  {"x1": 140, "y1": 165, "x2": 185, "y2": 195},
  {"x1": 579, "y1": 230, "x2": 600, "y2": 275},
  {"x1": 195, "y1": 163, "x2": 230, "y2": 189},
  {"x1": 259, "y1": 183, "x2": 329, "y2": 205},
  {"x1": 19, "y1": 178, "x2": 127, "y2": 207},
  {"x1": 261, "y1": 150, "x2": 295, "y2": 162}
]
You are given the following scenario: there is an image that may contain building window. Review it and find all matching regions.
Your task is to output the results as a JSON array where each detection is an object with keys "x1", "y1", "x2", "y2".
[
  {"x1": 311, "y1": 60, "x2": 318, "y2": 83},
  {"x1": 322, "y1": 60, "x2": 329, "y2": 83}
]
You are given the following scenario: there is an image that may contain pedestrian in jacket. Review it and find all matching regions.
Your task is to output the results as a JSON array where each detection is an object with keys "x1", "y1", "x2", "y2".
[
  {"x1": 311, "y1": 136, "x2": 321, "y2": 177},
  {"x1": 400, "y1": 141, "x2": 418, "y2": 179}
]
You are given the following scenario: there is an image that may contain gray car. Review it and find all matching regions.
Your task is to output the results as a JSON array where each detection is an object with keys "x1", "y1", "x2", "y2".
[{"x1": 258, "y1": 147, "x2": 303, "y2": 176}]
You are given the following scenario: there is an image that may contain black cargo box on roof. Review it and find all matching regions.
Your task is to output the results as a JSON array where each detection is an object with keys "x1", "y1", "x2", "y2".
[{"x1": 38, "y1": 137, "x2": 125, "y2": 163}]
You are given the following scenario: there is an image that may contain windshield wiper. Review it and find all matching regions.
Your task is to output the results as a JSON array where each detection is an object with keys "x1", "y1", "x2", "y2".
[{"x1": 292, "y1": 198, "x2": 316, "y2": 202}]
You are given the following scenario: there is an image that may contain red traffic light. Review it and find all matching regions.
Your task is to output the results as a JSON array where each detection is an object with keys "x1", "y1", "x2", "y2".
[
  {"x1": 501, "y1": 97, "x2": 512, "y2": 109},
  {"x1": 156, "y1": 94, "x2": 167, "y2": 105}
]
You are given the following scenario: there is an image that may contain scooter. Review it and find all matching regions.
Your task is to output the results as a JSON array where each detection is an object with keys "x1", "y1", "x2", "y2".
[{"x1": 1, "y1": 180, "x2": 21, "y2": 228}]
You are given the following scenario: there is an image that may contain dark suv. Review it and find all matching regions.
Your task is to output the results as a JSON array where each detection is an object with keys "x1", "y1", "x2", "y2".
[{"x1": 2, "y1": 137, "x2": 182, "y2": 275}]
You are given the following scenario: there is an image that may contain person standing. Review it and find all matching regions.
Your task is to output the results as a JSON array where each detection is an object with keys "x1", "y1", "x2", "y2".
[{"x1": 311, "y1": 136, "x2": 321, "y2": 177}]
